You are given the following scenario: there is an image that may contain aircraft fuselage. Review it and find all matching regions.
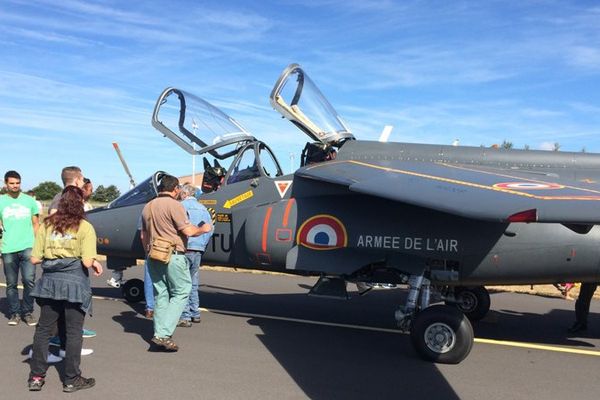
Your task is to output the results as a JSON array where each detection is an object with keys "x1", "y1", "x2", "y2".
[{"x1": 89, "y1": 140, "x2": 600, "y2": 287}]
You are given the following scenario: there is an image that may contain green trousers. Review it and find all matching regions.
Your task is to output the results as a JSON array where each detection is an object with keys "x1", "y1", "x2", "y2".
[{"x1": 147, "y1": 255, "x2": 192, "y2": 338}]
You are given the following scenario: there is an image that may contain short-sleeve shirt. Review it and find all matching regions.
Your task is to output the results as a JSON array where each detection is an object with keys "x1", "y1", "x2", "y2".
[
  {"x1": 142, "y1": 195, "x2": 192, "y2": 252},
  {"x1": 181, "y1": 197, "x2": 213, "y2": 251},
  {"x1": 32, "y1": 220, "x2": 97, "y2": 260},
  {"x1": 0, "y1": 193, "x2": 39, "y2": 253},
  {"x1": 50, "y1": 189, "x2": 87, "y2": 214},
  {"x1": 48, "y1": 192, "x2": 62, "y2": 214}
]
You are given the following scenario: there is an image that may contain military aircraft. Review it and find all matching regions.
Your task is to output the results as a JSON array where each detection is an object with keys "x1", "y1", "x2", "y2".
[{"x1": 87, "y1": 63, "x2": 600, "y2": 364}]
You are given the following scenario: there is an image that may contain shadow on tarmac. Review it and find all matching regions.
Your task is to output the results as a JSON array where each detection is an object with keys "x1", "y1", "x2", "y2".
[
  {"x1": 110, "y1": 308, "x2": 165, "y2": 352},
  {"x1": 198, "y1": 287, "x2": 600, "y2": 398},
  {"x1": 201, "y1": 287, "x2": 462, "y2": 400},
  {"x1": 474, "y1": 293, "x2": 600, "y2": 347},
  {"x1": 246, "y1": 316, "x2": 460, "y2": 400}
]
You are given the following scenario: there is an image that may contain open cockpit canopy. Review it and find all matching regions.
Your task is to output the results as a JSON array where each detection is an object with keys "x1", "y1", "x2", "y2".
[
  {"x1": 270, "y1": 63, "x2": 355, "y2": 146},
  {"x1": 104, "y1": 171, "x2": 166, "y2": 209},
  {"x1": 151, "y1": 88, "x2": 256, "y2": 159}
]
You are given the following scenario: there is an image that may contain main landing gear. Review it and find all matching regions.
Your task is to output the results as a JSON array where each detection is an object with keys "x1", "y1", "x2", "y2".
[
  {"x1": 395, "y1": 274, "x2": 474, "y2": 364},
  {"x1": 445, "y1": 286, "x2": 491, "y2": 322}
]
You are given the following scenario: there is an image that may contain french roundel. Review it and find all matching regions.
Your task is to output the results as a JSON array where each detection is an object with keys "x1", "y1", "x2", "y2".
[{"x1": 297, "y1": 215, "x2": 348, "y2": 250}]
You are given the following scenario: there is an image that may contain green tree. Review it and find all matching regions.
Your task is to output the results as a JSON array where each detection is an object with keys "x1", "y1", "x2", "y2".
[
  {"x1": 501, "y1": 140, "x2": 513, "y2": 149},
  {"x1": 553, "y1": 142, "x2": 561, "y2": 151},
  {"x1": 31, "y1": 181, "x2": 62, "y2": 200},
  {"x1": 92, "y1": 185, "x2": 120, "y2": 202}
]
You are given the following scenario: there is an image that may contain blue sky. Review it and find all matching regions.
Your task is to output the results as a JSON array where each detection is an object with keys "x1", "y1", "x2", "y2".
[{"x1": 1, "y1": 0, "x2": 600, "y2": 193}]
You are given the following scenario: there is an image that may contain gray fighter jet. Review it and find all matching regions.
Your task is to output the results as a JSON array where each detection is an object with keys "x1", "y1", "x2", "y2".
[{"x1": 87, "y1": 64, "x2": 600, "y2": 364}]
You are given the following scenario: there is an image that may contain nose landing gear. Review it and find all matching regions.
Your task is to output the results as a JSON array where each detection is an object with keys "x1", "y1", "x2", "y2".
[{"x1": 121, "y1": 279, "x2": 145, "y2": 303}]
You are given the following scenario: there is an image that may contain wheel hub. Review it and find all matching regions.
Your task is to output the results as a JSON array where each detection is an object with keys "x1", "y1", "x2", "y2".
[
  {"x1": 458, "y1": 291, "x2": 477, "y2": 313},
  {"x1": 424, "y1": 322, "x2": 456, "y2": 354}
]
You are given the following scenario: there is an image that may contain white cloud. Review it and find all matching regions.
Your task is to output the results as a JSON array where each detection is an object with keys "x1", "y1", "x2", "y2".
[
  {"x1": 568, "y1": 46, "x2": 600, "y2": 70},
  {"x1": 539, "y1": 142, "x2": 556, "y2": 151}
]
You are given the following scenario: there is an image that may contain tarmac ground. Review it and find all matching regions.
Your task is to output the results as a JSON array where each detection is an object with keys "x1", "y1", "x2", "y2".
[{"x1": 1, "y1": 265, "x2": 600, "y2": 400}]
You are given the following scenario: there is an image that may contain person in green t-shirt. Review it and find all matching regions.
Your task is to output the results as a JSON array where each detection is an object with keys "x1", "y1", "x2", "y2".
[{"x1": 0, "y1": 170, "x2": 39, "y2": 326}]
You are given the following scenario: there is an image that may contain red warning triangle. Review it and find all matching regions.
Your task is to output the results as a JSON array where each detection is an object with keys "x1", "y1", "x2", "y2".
[{"x1": 275, "y1": 180, "x2": 292, "y2": 198}]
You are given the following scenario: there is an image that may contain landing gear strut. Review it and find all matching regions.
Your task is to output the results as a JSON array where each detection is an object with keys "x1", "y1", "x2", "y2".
[{"x1": 395, "y1": 274, "x2": 474, "y2": 364}]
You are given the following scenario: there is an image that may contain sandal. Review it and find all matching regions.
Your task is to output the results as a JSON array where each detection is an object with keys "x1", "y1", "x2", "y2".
[{"x1": 151, "y1": 336, "x2": 179, "y2": 352}]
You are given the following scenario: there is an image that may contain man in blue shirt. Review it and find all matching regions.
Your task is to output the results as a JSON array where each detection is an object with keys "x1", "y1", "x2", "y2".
[{"x1": 178, "y1": 185, "x2": 213, "y2": 326}]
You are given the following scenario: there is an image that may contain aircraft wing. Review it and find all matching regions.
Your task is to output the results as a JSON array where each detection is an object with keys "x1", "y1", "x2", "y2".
[{"x1": 297, "y1": 159, "x2": 600, "y2": 224}]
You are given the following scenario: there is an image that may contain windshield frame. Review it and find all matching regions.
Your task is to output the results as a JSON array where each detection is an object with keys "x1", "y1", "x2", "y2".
[
  {"x1": 223, "y1": 141, "x2": 284, "y2": 186},
  {"x1": 107, "y1": 171, "x2": 165, "y2": 209},
  {"x1": 270, "y1": 63, "x2": 355, "y2": 145},
  {"x1": 152, "y1": 87, "x2": 256, "y2": 160}
]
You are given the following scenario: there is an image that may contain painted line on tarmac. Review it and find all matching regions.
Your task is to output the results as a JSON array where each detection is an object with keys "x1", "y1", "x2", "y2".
[
  {"x1": 473, "y1": 338, "x2": 600, "y2": 356},
  {"x1": 205, "y1": 307, "x2": 600, "y2": 357},
  {"x1": 2, "y1": 282, "x2": 600, "y2": 357},
  {"x1": 205, "y1": 307, "x2": 402, "y2": 334},
  {"x1": 92, "y1": 294, "x2": 126, "y2": 302},
  {"x1": 0, "y1": 283, "x2": 126, "y2": 302}
]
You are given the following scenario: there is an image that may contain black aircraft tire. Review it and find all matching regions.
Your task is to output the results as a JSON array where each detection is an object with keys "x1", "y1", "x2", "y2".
[
  {"x1": 447, "y1": 286, "x2": 491, "y2": 321},
  {"x1": 410, "y1": 304, "x2": 474, "y2": 364},
  {"x1": 122, "y1": 279, "x2": 145, "y2": 303}
]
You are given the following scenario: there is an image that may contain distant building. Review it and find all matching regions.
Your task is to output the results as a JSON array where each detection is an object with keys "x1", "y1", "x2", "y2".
[{"x1": 177, "y1": 173, "x2": 203, "y2": 187}]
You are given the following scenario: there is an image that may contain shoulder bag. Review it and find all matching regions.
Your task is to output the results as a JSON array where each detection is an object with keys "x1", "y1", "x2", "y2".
[{"x1": 147, "y1": 200, "x2": 176, "y2": 264}]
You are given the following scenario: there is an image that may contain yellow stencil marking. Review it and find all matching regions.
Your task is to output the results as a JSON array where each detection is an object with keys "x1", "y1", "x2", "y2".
[{"x1": 223, "y1": 190, "x2": 254, "y2": 209}]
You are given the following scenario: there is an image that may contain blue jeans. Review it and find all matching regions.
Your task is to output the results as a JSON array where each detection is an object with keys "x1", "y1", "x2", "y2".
[
  {"x1": 181, "y1": 251, "x2": 202, "y2": 320},
  {"x1": 2, "y1": 248, "x2": 35, "y2": 316},
  {"x1": 144, "y1": 261, "x2": 154, "y2": 311}
]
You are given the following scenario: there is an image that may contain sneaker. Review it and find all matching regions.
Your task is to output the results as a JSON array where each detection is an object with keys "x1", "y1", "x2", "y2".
[
  {"x1": 82, "y1": 328, "x2": 96, "y2": 338},
  {"x1": 23, "y1": 313, "x2": 38, "y2": 326},
  {"x1": 28, "y1": 376, "x2": 45, "y2": 391},
  {"x1": 8, "y1": 314, "x2": 20, "y2": 326},
  {"x1": 177, "y1": 319, "x2": 192, "y2": 328},
  {"x1": 27, "y1": 349, "x2": 63, "y2": 363},
  {"x1": 49, "y1": 336, "x2": 61, "y2": 347},
  {"x1": 63, "y1": 376, "x2": 95, "y2": 393},
  {"x1": 191, "y1": 316, "x2": 201, "y2": 323},
  {"x1": 151, "y1": 336, "x2": 179, "y2": 352},
  {"x1": 59, "y1": 348, "x2": 94, "y2": 357},
  {"x1": 106, "y1": 277, "x2": 122, "y2": 288}
]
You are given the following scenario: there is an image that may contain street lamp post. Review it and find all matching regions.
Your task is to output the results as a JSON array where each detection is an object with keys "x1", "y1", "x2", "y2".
[
  {"x1": 289, "y1": 153, "x2": 295, "y2": 174},
  {"x1": 192, "y1": 119, "x2": 198, "y2": 185}
]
